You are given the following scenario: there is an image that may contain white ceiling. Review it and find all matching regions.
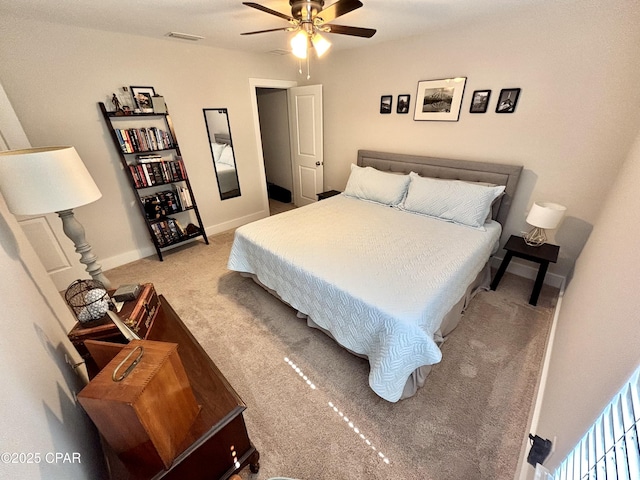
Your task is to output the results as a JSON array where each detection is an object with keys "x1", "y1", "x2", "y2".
[{"x1": 1, "y1": 0, "x2": 547, "y2": 54}]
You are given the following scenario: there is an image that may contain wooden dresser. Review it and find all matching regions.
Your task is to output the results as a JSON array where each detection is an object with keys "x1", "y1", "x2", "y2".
[{"x1": 69, "y1": 292, "x2": 259, "y2": 479}]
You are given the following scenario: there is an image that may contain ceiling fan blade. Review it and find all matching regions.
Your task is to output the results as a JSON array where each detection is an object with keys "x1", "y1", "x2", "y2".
[
  {"x1": 241, "y1": 27, "x2": 291, "y2": 35},
  {"x1": 324, "y1": 24, "x2": 376, "y2": 38},
  {"x1": 317, "y1": 0, "x2": 363, "y2": 23},
  {"x1": 242, "y1": 2, "x2": 294, "y2": 22}
]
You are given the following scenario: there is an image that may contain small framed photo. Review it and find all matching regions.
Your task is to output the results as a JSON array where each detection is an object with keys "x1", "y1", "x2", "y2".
[
  {"x1": 414, "y1": 77, "x2": 467, "y2": 121},
  {"x1": 130, "y1": 86, "x2": 156, "y2": 112},
  {"x1": 380, "y1": 95, "x2": 392, "y2": 114},
  {"x1": 469, "y1": 90, "x2": 491, "y2": 113},
  {"x1": 396, "y1": 95, "x2": 411, "y2": 114},
  {"x1": 496, "y1": 88, "x2": 521, "y2": 114}
]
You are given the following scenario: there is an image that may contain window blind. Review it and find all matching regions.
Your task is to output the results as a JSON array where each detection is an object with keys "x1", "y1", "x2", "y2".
[{"x1": 553, "y1": 366, "x2": 640, "y2": 479}]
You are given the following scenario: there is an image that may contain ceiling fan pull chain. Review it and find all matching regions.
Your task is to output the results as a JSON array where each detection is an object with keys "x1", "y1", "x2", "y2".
[
  {"x1": 307, "y1": 55, "x2": 311, "y2": 80},
  {"x1": 298, "y1": 58, "x2": 303, "y2": 75}
]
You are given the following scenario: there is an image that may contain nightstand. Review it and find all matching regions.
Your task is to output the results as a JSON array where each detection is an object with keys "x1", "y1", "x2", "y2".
[
  {"x1": 317, "y1": 190, "x2": 341, "y2": 200},
  {"x1": 490, "y1": 235, "x2": 559, "y2": 306}
]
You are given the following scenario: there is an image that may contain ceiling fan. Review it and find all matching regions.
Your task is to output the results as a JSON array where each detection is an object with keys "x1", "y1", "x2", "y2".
[{"x1": 241, "y1": 0, "x2": 376, "y2": 59}]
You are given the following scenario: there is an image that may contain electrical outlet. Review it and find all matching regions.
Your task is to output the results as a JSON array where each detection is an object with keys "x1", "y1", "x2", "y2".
[{"x1": 64, "y1": 353, "x2": 85, "y2": 376}]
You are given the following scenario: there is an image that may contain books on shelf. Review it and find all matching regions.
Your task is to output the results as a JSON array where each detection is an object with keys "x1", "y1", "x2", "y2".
[
  {"x1": 129, "y1": 158, "x2": 187, "y2": 188},
  {"x1": 115, "y1": 127, "x2": 174, "y2": 154},
  {"x1": 175, "y1": 185, "x2": 192, "y2": 208},
  {"x1": 141, "y1": 189, "x2": 184, "y2": 220},
  {"x1": 150, "y1": 217, "x2": 190, "y2": 247}
]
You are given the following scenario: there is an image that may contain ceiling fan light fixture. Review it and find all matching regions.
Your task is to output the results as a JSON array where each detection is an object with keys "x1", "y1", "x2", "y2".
[
  {"x1": 291, "y1": 30, "x2": 309, "y2": 59},
  {"x1": 311, "y1": 32, "x2": 331, "y2": 57}
]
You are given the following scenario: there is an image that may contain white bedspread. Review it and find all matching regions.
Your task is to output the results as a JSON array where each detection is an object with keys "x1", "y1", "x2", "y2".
[{"x1": 228, "y1": 195, "x2": 501, "y2": 401}]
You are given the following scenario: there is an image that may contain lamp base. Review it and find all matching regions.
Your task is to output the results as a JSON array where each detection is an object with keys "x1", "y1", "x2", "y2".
[
  {"x1": 523, "y1": 227, "x2": 547, "y2": 247},
  {"x1": 57, "y1": 209, "x2": 111, "y2": 288}
]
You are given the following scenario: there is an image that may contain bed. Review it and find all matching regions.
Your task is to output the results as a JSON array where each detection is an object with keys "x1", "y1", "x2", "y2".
[
  {"x1": 211, "y1": 133, "x2": 239, "y2": 194},
  {"x1": 228, "y1": 150, "x2": 522, "y2": 402}
]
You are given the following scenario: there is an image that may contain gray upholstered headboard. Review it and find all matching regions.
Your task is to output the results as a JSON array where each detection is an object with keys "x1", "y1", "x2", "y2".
[
  {"x1": 357, "y1": 150, "x2": 522, "y2": 227},
  {"x1": 214, "y1": 133, "x2": 232, "y2": 146}
]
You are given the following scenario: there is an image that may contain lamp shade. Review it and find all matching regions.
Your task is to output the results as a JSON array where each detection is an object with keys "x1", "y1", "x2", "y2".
[
  {"x1": 0, "y1": 146, "x2": 101, "y2": 215},
  {"x1": 525, "y1": 202, "x2": 566, "y2": 230}
]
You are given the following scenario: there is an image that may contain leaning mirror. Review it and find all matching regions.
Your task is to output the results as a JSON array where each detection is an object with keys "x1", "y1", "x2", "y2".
[{"x1": 203, "y1": 108, "x2": 241, "y2": 200}]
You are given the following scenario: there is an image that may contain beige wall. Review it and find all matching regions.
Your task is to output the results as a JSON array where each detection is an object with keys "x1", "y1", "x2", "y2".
[
  {"x1": 0, "y1": 194, "x2": 105, "y2": 479},
  {"x1": 534, "y1": 126, "x2": 640, "y2": 471},
  {"x1": 311, "y1": 0, "x2": 640, "y2": 279},
  {"x1": 1, "y1": 1, "x2": 640, "y2": 477},
  {"x1": 0, "y1": 14, "x2": 296, "y2": 277},
  {"x1": 2, "y1": 2, "x2": 638, "y2": 280}
]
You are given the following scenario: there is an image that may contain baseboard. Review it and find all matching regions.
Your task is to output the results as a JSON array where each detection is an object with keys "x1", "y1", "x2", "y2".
[
  {"x1": 101, "y1": 244, "x2": 157, "y2": 271},
  {"x1": 101, "y1": 210, "x2": 269, "y2": 272},
  {"x1": 514, "y1": 278, "x2": 566, "y2": 480},
  {"x1": 490, "y1": 255, "x2": 565, "y2": 288},
  {"x1": 204, "y1": 210, "x2": 268, "y2": 237}
]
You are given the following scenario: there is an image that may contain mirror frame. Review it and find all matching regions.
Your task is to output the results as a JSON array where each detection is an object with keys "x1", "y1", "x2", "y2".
[{"x1": 203, "y1": 108, "x2": 241, "y2": 200}]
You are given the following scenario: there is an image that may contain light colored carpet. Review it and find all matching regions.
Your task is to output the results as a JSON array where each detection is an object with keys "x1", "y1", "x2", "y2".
[{"x1": 105, "y1": 230, "x2": 557, "y2": 480}]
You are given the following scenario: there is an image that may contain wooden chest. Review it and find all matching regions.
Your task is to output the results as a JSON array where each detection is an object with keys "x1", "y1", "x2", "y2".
[{"x1": 77, "y1": 339, "x2": 201, "y2": 470}]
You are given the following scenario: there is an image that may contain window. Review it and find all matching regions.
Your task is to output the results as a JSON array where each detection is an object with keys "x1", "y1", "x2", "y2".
[{"x1": 553, "y1": 366, "x2": 640, "y2": 479}]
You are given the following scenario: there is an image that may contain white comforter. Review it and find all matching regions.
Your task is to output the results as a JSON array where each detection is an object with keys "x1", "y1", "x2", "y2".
[{"x1": 228, "y1": 195, "x2": 501, "y2": 401}]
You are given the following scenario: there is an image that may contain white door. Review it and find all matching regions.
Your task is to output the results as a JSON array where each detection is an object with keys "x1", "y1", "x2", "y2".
[
  {"x1": 288, "y1": 85, "x2": 323, "y2": 207},
  {"x1": 0, "y1": 82, "x2": 85, "y2": 291}
]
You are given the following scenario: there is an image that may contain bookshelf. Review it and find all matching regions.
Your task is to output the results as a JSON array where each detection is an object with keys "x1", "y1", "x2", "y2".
[{"x1": 99, "y1": 102, "x2": 209, "y2": 260}]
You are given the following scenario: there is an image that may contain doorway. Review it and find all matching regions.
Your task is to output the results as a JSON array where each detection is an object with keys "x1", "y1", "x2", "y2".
[
  {"x1": 255, "y1": 87, "x2": 294, "y2": 215},
  {"x1": 249, "y1": 78, "x2": 324, "y2": 216},
  {"x1": 249, "y1": 78, "x2": 297, "y2": 216}
]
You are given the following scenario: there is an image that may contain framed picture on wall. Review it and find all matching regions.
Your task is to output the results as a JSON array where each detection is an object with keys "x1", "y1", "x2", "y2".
[
  {"x1": 414, "y1": 77, "x2": 467, "y2": 121},
  {"x1": 469, "y1": 90, "x2": 491, "y2": 113},
  {"x1": 396, "y1": 94, "x2": 411, "y2": 114},
  {"x1": 380, "y1": 95, "x2": 392, "y2": 114},
  {"x1": 130, "y1": 86, "x2": 156, "y2": 112},
  {"x1": 496, "y1": 88, "x2": 521, "y2": 113}
]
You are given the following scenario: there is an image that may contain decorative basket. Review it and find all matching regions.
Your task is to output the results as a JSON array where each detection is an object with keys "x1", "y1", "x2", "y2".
[{"x1": 65, "y1": 279, "x2": 111, "y2": 326}]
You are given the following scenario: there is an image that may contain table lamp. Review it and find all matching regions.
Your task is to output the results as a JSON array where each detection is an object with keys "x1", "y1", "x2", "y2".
[
  {"x1": 524, "y1": 202, "x2": 567, "y2": 247},
  {"x1": 0, "y1": 146, "x2": 111, "y2": 288}
]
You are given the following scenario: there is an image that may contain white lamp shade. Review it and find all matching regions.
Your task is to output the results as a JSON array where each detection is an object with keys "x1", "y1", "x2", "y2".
[
  {"x1": 0, "y1": 146, "x2": 101, "y2": 215},
  {"x1": 526, "y1": 202, "x2": 567, "y2": 230},
  {"x1": 311, "y1": 33, "x2": 331, "y2": 57},
  {"x1": 291, "y1": 30, "x2": 308, "y2": 59}
]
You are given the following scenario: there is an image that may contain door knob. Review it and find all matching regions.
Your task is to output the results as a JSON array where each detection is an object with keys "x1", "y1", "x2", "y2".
[{"x1": 315, "y1": 161, "x2": 322, "y2": 166}]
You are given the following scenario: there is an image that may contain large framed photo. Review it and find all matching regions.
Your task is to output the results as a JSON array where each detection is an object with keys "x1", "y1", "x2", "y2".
[
  {"x1": 414, "y1": 77, "x2": 467, "y2": 121},
  {"x1": 130, "y1": 86, "x2": 156, "y2": 112},
  {"x1": 496, "y1": 88, "x2": 521, "y2": 113},
  {"x1": 469, "y1": 90, "x2": 491, "y2": 113}
]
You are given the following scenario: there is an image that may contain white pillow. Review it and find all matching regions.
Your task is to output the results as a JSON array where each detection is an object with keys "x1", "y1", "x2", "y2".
[
  {"x1": 211, "y1": 142, "x2": 226, "y2": 163},
  {"x1": 401, "y1": 172, "x2": 505, "y2": 228},
  {"x1": 218, "y1": 145, "x2": 235, "y2": 166},
  {"x1": 343, "y1": 164, "x2": 410, "y2": 206}
]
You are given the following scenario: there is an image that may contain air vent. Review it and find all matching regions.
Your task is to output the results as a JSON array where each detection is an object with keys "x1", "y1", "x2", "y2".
[
  {"x1": 166, "y1": 32, "x2": 205, "y2": 41},
  {"x1": 268, "y1": 49, "x2": 292, "y2": 56}
]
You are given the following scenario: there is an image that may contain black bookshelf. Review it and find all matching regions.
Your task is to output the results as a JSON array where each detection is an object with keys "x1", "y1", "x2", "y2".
[{"x1": 99, "y1": 102, "x2": 209, "y2": 260}]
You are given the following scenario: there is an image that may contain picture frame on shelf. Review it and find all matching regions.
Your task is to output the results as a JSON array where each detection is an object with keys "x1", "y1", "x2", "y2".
[
  {"x1": 496, "y1": 88, "x2": 521, "y2": 113},
  {"x1": 414, "y1": 77, "x2": 467, "y2": 121},
  {"x1": 130, "y1": 86, "x2": 156, "y2": 113},
  {"x1": 397, "y1": 94, "x2": 411, "y2": 114},
  {"x1": 380, "y1": 95, "x2": 392, "y2": 114},
  {"x1": 469, "y1": 90, "x2": 491, "y2": 113}
]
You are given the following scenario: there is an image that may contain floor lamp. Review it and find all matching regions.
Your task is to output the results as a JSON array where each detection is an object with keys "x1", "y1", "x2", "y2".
[{"x1": 0, "y1": 146, "x2": 111, "y2": 288}]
